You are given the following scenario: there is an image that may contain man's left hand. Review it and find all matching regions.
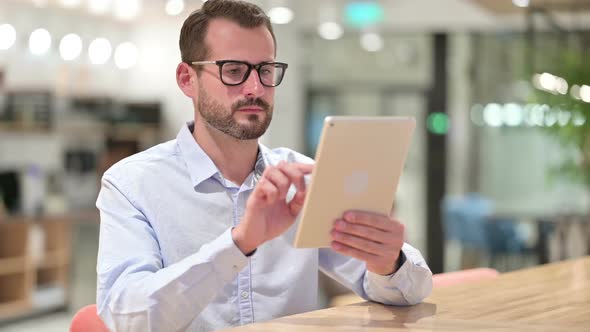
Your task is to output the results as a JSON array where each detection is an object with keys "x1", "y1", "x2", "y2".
[{"x1": 330, "y1": 211, "x2": 404, "y2": 276}]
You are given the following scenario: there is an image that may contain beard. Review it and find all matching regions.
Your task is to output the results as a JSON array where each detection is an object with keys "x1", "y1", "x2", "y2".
[{"x1": 197, "y1": 85, "x2": 273, "y2": 140}]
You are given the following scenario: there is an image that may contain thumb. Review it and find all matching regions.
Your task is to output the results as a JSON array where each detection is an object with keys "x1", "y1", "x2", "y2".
[{"x1": 288, "y1": 191, "x2": 307, "y2": 216}]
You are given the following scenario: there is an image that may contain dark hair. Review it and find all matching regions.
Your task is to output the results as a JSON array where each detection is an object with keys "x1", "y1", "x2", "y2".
[{"x1": 179, "y1": 0, "x2": 276, "y2": 65}]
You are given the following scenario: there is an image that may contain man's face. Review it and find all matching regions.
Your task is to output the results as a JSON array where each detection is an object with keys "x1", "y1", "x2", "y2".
[{"x1": 195, "y1": 19, "x2": 276, "y2": 140}]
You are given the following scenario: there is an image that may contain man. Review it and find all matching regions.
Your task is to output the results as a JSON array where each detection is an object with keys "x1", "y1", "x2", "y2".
[{"x1": 96, "y1": 0, "x2": 432, "y2": 331}]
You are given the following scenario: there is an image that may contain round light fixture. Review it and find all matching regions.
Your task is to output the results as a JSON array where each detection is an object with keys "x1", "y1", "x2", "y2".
[
  {"x1": 88, "y1": 38, "x2": 112, "y2": 64},
  {"x1": 268, "y1": 7, "x2": 294, "y2": 25},
  {"x1": 114, "y1": 42, "x2": 138, "y2": 69},
  {"x1": 0, "y1": 24, "x2": 17, "y2": 50},
  {"x1": 114, "y1": 0, "x2": 141, "y2": 21},
  {"x1": 318, "y1": 22, "x2": 343, "y2": 41},
  {"x1": 59, "y1": 0, "x2": 81, "y2": 8},
  {"x1": 512, "y1": 0, "x2": 530, "y2": 8},
  {"x1": 59, "y1": 33, "x2": 83, "y2": 61},
  {"x1": 29, "y1": 28, "x2": 52, "y2": 55},
  {"x1": 360, "y1": 32, "x2": 383, "y2": 52},
  {"x1": 88, "y1": 0, "x2": 112, "y2": 15},
  {"x1": 165, "y1": 0, "x2": 184, "y2": 16}
]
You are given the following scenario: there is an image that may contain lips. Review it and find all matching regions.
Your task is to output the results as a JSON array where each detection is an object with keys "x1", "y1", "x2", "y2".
[{"x1": 238, "y1": 107, "x2": 264, "y2": 113}]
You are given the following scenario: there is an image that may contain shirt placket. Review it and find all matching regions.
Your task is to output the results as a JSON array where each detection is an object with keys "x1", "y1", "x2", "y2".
[{"x1": 232, "y1": 189, "x2": 254, "y2": 325}]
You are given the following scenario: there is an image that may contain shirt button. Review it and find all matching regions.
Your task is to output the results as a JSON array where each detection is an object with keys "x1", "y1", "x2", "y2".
[{"x1": 241, "y1": 291, "x2": 249, "y2": 299}]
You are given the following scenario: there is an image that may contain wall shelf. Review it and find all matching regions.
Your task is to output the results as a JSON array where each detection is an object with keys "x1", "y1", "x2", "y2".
[
  {"x1": 0, "y1": 218, "x2": 71, "y2": 322},
  {"x1": 0, "y1": 257, "x2": 28, "y2": 275}
]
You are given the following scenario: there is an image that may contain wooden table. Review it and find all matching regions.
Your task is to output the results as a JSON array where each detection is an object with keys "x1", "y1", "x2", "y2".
[{"x1": 221, "y1": 257, "x2": 590, "y2": 331}]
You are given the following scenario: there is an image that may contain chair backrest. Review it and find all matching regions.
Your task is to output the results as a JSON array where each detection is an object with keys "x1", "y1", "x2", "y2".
[
  {"x1": 70, "y1": 304, "x2": 109, "y2": 332},
  {"x1": 441, "y1": 194, "x2": 492, "y2": 248},
  {"x1": 433, "y1": 267, "x2": 499, "y2": 288}
]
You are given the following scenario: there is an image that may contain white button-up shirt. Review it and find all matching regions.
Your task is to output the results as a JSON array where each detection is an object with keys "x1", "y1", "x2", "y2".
[{"x1": 96, "y1": 122, "x2": 432, "y2": 332}]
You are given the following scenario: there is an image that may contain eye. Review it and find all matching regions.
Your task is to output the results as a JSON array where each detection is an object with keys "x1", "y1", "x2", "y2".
[
  {"x1": 260, "y1": 66, "x2": 275, "y2": 76},
  {"x1": 223, "y1": 63, "x2": 246, "y2": 76}
]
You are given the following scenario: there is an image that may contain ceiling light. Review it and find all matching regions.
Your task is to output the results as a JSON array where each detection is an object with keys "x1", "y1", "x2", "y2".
[
  {"x1": 483, "y1": 103, "x2": 503, "y2": 127},
  {"x1": 470, "y1": 104, "x2": 485, "y2": 126},
  {"x1": 573, "y1": 113, "x2": 586, "y2": 126},
  {"x1": 502, "y1": 103, "x2": 524, "y2": 127},
  {"x1": 570, "y1": 85, "x2": 581, "y2": 100},
  {"x1": 360, "y1": 32, "x2": 384, "y2": 52},
  {"x1": 557, "y1": 110, "x2": 571, "y2": 127},
  {"x1": 59, "y1": 0, "x2": 81, "y2": 8},
  {"x1": 31, "y1": 0, "x2": 49, "y2": 7},
  {"x1": 318, "y1": 22, "x2": 343, "y2": 41},
  {"x1": 29, "y1": 28, "x2": 52, "y2": 55},
  {"x1": 538, "y1": 72, "x2": 556, "y2": 91},
  {"x1": 165, "y1": 0, "x2": 185, "y2": 16},
  {"x1": 114, "y1": 42, "x2": 138, "y2": 69},
  {"x1": 555, "y1": 77, "x2": 568, "y2": 95},
  {"x1": 114, "y1": 0, "x2": 141, "y2": 21},
  {"x1": 88, "y1": 38, "x2": 112, "y2": 65},
  {"x1": 88, "y1": 0, "x2": 112, "y2": 15},
  {"x1": 0, "y1": 24, "x2": 17, "y2": 50},
  {"x1": 59, "y1": 33, "x2": 83, "y2": 61},
  {"x1": 268, "y1": 7, "x2": 294, "y2": 25},
  {"x1": 527, "y1": 104, "x2": 546, "y2": 127},
  {"x1": 580, "y1": 85, "x2": 590, "y2": 103},
  {"x1": 544, "y1": 110, "x2": 558, "y2": 127},
  {"x1": 512, "y1": 0, "x2": 530, "y2": 8}
]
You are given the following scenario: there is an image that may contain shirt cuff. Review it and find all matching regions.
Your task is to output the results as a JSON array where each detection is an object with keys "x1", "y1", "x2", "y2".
[
  {"x1": 203, "y1": 228, "x2": 250, "y2": 284},
  {"x1": 366, "y1": 250, "x2": 408, "y2": 283},
  {"x1": 363, "y1": 249, "x2": 427, "y2": 304}
]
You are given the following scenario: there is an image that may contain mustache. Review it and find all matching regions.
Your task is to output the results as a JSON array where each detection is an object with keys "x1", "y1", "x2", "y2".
[{"x1": 232, "y1": 98, "x2": 271, "y2": 112}]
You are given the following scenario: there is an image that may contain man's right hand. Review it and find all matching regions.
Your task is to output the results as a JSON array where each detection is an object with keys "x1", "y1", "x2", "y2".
[{"x1": 232, "y1": 161, "x2": 314, "y2": 255}]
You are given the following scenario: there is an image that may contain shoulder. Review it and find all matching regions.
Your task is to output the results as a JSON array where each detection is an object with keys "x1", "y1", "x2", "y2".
[
  {"x1": 263, "y1": 146, "x2": 315, "y2": 166},
  {"x1": 102, "y1": 139, "x2": 180, "y2": 185}
]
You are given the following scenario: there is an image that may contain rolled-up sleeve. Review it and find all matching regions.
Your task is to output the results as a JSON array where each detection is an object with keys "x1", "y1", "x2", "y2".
[
  {"x1": 319, "y1": 243, "x2": 432, "y2": 306},
  {"x1": 96, "y1": 174, "x2": 248, "y2": 332},
  {"x1": 363, "y1": 243, "x2": 433, "y2": 305}
]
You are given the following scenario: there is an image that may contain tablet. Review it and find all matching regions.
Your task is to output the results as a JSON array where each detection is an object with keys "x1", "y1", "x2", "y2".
[{"x1": 293, "y1": 116, "x2": 416, "y2": 248}]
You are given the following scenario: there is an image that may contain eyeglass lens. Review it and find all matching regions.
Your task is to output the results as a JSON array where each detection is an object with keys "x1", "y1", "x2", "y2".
[{"x1": 221, "y1": 62, "x2": 285, "y2": 86}]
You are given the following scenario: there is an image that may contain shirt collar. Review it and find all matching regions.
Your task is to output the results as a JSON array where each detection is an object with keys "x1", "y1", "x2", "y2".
[
  {"x1": 177, "y1": 122, "x2": 218, "y2": 188},
  {"x1": 177, "y1": 121, "x2": 273, "y2": 189}
]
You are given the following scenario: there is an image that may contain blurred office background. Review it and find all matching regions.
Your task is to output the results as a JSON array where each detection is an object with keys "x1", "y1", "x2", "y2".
[{"x1": 1, "y1": 0, "x2": 590, "y2": 330}]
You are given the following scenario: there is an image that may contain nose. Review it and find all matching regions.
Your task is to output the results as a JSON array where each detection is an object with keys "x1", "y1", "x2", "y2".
[{"x1": 241, "y1": 68, "x2": 265, "y2": 98}]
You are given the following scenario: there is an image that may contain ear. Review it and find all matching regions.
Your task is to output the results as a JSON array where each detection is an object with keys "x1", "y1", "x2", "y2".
[{"x1": 176, "y1": 62, "x2": 198, "y2": 98}]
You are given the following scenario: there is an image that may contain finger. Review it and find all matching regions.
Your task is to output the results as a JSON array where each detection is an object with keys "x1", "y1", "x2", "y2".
[
  {"x1": 255, "y1": 177, "x2": 279, "y2": 204},
  {"x1": 291, "y1": 190, "x2": 307, "y2": 205},
  {"x1": 331, "y1": 230, "x2": 384, "y2": 255},
  {"x1": 293, "y1": 163, "x2": 314, "y2": 174},
  {"x1": 331, "y1": 241, "x2": 379, "y2": 262},
  {"x1": 263, "y1": 166, "x2": 291, "y2": 200},
  {"x1": 333, "y1": 219, "x2": 396, "y2": 244},
  {"x1": 288, "y1": 191, "x2": 307, "y2": 216},
  {"x1": 277, "y1": 162, "x2": 306, "y2": 193},
  {"x1": 343, "y1": 211, "x2": 400, "y2": 232}
]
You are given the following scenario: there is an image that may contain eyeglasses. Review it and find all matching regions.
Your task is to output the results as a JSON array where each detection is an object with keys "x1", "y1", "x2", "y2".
[{"x1": 190, "y1": 60, "x2": 288, "y2": 87}]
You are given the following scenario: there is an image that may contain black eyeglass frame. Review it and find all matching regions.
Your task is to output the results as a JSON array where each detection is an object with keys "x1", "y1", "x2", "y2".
[{"x1": 190, "y1": 60, "x2": 289, "y2": 87}]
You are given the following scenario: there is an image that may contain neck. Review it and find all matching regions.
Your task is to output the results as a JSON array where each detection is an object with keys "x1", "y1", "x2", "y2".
[{"x1": 193, "y1": 119, "x2": 259, "y2": 186}]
